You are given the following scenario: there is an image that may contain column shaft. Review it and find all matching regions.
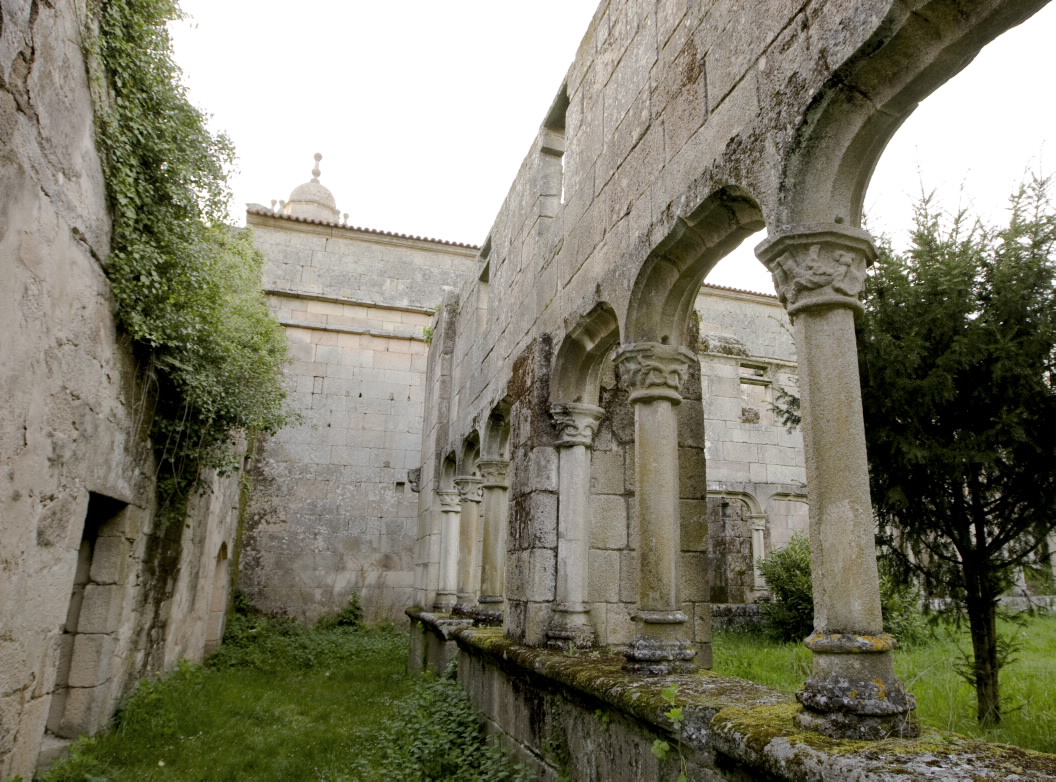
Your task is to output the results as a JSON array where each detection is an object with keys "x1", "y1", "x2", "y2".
[
  {"x1": 454, "y1": 476, "x2": 483, "y2": 614},
  {"x1": 478, "y1": 459, "x2": 510, "y2": 622},
  {"x1": 434, "y1": 490, "x2": 461, "y2": 612},
  {"x1": 548, "y1": 403, "x2": 603, "y2": 648},
  {"x1": 758, "y1": 224, "x2": 917, "y2": 739},
  {"x1": 614, "y1": 343, "x2": 696, "y2": 674}
]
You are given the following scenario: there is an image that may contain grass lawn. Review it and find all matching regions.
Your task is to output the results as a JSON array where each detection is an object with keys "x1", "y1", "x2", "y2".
[
  {"x1": 42, "y1": 615, "x2": 529, "y2": 781},
  {"x1": 713, "y1": 613, "x2": 1056, "y2": 754}
]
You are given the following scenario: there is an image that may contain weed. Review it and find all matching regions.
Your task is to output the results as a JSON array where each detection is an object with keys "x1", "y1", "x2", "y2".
[{"x1": 650, "y1": 684, "x2": 689, "y2": 782}]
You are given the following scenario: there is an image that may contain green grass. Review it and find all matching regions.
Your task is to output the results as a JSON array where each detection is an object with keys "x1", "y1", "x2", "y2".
[
  {"x1": 42, "y1": 615, "x2": 530, "y2": 781},
  {"x1": 713, "y1": 613, "x2": 1056, "y2": 754}
]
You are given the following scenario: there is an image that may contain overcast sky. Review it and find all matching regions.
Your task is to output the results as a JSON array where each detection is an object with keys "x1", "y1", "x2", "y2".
[{"x1": 170, "y1": 1, "x2": 1055, "y2": 294}]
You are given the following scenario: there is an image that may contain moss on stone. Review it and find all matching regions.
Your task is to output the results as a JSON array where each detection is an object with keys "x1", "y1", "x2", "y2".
[{"x1": 456, "y1": 627, "x2": 1056, "y2": 779}]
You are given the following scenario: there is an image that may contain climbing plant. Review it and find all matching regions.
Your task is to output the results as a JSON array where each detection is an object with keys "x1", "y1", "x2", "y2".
[{"x1": 89, "y1": 0, "x2": 290, "y2": 523}]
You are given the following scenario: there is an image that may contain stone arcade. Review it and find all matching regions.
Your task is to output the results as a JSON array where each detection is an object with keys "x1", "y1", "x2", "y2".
[
  {"x1": 4, "y1": 0, "x2": 1056, "y2": 779},
  {"x1": 406, "y1": 0, "x2": 1056, "y2": 777}
]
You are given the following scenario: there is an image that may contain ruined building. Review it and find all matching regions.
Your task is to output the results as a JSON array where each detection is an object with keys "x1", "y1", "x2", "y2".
[
  {"x1": 238, "y1": 162, "x2": 807, "y2": 624},
  {"x1": 4, "y1": 0, "x2": 1056, "y2": 778}
]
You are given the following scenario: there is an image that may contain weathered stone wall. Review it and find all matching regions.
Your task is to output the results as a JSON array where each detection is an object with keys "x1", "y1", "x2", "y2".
[
  {"x1": 415, "y1": 0, "x2": 1051, "y2": 748},
  {"x1": 696, "y1": 284, "x2": 808, "y2": 602},
  {"x1": 241, "y1": 212, "x2": 478, "y2": 622},
  {"x1": 0, "y1": 3, "x2": 242, "y2": 775},
  {"x1": 454, "y1": 626, "x2": 1056, "y2": 781}
]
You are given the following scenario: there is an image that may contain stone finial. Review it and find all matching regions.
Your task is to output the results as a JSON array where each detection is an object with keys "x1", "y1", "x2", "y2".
[
  {"x1": 755, "y1": 225, "x2": 877, "y2": 317},
  {"x1": 613, "y1": 343, "x2": 696, "y2": 404},
  {"x1": 549, "y1": 403, "x2": 604, "y2": 447},
  {"x1": 311, "y1": 152, "x2": 322, "y2": 180},
  {"x1": 453, "y1": 475, "x2": 484, "y2": 503},
  {"x1": 476, "y1": 459, "x2": 510, "y2": 489}
]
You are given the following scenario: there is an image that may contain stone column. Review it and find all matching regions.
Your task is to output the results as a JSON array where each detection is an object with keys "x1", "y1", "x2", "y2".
[
  {"x1": 750, "y1": 513, "x2": 767, "y2": 593},
  {"x1": 547, "y1": 403, "x2": 605, "y2": 649},
  {"x1": 477, "y1": 459, "x2": 510, "y2": 623},
  {"x1": 758, "y1": 224, "x2": 917, "y2": 739},
  {"x1": 433, "y1": 490, "x2": 461, "y2": 612},
  {"x1": 614, "y1": 342, "x2": 697, "y2": 674},
  {"x1": 453, "y1": 475, "x2": 484, "y2": 614}
]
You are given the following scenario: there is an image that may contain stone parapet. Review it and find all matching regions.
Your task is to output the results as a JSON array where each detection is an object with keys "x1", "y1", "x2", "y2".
[{"x1": 454, "y1": 627, "x2": 1056, "y2": 781}]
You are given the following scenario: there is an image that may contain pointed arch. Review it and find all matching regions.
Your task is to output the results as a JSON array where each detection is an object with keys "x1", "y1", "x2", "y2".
[
  {"x1": 776, "y1": 0, "x2": 1049, "y2": 227},
  {"x1": 552, "y1": 303, "x2": 620, "y2": 405},
  {"x1": 626, "y1": 187, "x2": 764, "y2": 346}
]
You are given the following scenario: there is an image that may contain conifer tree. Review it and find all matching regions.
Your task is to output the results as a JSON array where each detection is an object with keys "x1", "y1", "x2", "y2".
[{"x1": 858, "y1": 176, "x2": 1056, "y2": 725}]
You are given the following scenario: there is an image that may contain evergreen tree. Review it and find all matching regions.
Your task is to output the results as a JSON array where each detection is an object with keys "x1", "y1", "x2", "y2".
[{"x1": 858, "y1": 176, "x2": 1056, "y2": 725}]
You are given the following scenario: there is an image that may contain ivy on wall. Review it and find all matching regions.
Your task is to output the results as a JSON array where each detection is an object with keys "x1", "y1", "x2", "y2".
[{"x1": 89, "y1": 0, "x2": 290, "y2": 523}]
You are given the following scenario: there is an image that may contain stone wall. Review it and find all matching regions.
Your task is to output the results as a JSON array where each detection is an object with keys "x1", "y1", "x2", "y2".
[
  {"x1": 414, "y1": 0, "x2": 1050, "y2": 746},
  {"x1": 696, "y1": 284, "x2": 808, "y2": 603},
  {"x1": 454, "y1": 626, "x2": 1056, "y2": 781},
  {"x1": 0, "y1": 3, "x2": 242, "y2": 775},
  {"x1": 240, "y1": 211, "x2": 478, "y2": 622}
]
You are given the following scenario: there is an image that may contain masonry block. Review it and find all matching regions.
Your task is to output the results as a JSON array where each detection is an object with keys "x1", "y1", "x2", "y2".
[{"x1": 590, "y1": 494, "x2": 628, "y2": 550}]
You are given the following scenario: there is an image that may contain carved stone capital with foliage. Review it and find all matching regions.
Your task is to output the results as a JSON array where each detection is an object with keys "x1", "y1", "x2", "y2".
[
  {"x1": 437, "y1": 490, "x2": 462, "y2": 511},
  {"x1": 453, "y1": 476, "x2": 484, "y2": 503},
  {"x1": 613, "y1": 343, "x2": 696, "y2": 404},
  {"x1": 476, "y1": 459, "x2": 510, "y2": 489},
  {"x1": 756, "y1": 225, "x2": 876, "y2": 317},
  {"x1": 549, "y1": 403, "x2": 604, "y2": 447}
]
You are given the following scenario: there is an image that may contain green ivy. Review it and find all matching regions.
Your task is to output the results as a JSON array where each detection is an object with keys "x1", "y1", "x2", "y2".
[{"x1": 89, "y1": 0, "x2": 290, "y2": 523}]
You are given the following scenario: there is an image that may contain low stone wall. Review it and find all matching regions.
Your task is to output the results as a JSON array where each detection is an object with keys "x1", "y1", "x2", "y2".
[
  {"x1": 406, "y1": 608, "x2": 473, "y2": 675},
  {"x1": 449, "y1": 625, "x2": 1056, "y2": 781},
  {"x1": 711, "y1": 603, "x2": 765, "y2": 633}
]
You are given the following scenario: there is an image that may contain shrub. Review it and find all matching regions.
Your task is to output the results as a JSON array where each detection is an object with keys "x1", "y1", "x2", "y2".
[
  {"x1": 757, "y1": 534, "x2": 814, "y2": 642},
  {"x1": 757, "y1": 533, "x2": 927, "y2": 645},
  {"x1": 316, "y1": 594, "x2": 364, "y2": 630},
  {"x1": 370, "y1": 673, "x2": 533, "y2": 781}
]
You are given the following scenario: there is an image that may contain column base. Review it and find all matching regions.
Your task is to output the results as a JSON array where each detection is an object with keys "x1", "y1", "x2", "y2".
[
  {"x1": 795, "y1": 633, "x2": 919, "y2": 739},
  {"x1": 547, "y1": 606, "x2": 596, "y2": 650},
  {"x1": 471, "y1": 596, "x2": 505, "y2": 626},
  {"x1": 452, "y1": 599, "x2": 479, "y2": 618},
  {"x1": 432, "y1": 593, "x2": 456, "y2": 614},
  {"x1": 794, "y1": 707, "x2": 919, "y2": 741},
  {"x1": 622, "y1": 637, "x2": 697, "y2": 675}
]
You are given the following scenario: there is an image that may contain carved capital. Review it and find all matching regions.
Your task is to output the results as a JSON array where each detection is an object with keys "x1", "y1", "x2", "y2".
[
  {"x1": 453, "y1": 475, "x2": 484, "y2": 503},
  {"x1": 756, "y1": 225, "x2": 876, "y2": 317},
  {"x1": 476, "y1": 459, "x2": 510, "y2": 489},
  {"x1": 437, "y1": 489, "x2": 461, "y2": 511},
  {"x1": 613, "y1": 342, "x2": 695, "y2": 404},
  {"x1": 549, "y1": 403, "x2": 604, "y2": 447}
]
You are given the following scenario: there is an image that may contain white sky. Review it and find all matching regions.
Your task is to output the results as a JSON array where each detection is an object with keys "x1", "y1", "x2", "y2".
[{"x1": 170, "y1": 1, "x2": 1056, "y2": 295}]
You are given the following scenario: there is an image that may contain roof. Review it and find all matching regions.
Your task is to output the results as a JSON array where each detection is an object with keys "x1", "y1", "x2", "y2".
[
  {"x1": 246, "y1": 205, "x2": 481, "y2": 250},
  {"x1": 699, "y1": 281, "x2": 779, "y2": 300}
]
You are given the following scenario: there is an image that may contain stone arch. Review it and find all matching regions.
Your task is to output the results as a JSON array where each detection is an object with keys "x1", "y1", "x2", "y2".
[
  {"x1": 776, "y1": 0, "x2": 1049, "y2": 227},
  {"x1": 551, "y1": 303, "x2": 620, "y2": 405},
  {"x1": 433, "y1": 453, "x2": 462, "y2": 612},
  {"x1": 478, "y1": 398, "x2": 513, "y2": 619},
  {"x1": 626, "y1": 187, "x2": 764, "y2": 346},
  {"x1": 457, "y1": 432, "x2": 481, "y2": 477},
  {"x1": 204, "y1": 542, "x2": 230, "y2": 655},
  {"x1": 454, "y1": 435, "x2": 484, "y2": 613},
  {"x1": 438, "y1": 453, "x2": 458, "y2": 491},
  {"x1": 482, "y1": 397, "x2": 513, "y2": 461}
]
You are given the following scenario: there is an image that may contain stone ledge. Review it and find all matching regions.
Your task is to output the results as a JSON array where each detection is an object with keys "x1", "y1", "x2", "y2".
[{"x1": 454, "y1": 626, "x2": 1056, "y2": 781}]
